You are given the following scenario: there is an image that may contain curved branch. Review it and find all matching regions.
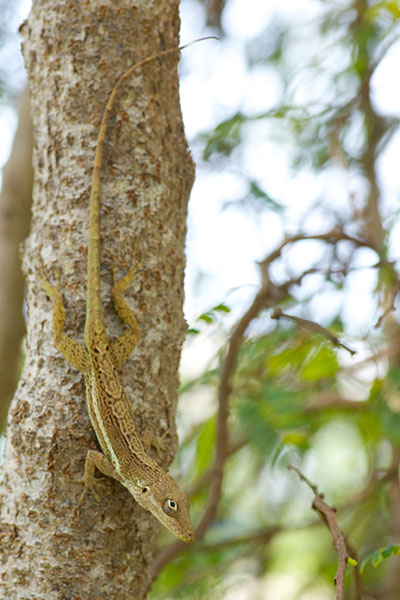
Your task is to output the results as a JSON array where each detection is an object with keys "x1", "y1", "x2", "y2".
[
  {"x1": 258, "y1": 228, "x2": 371, "y2": 272},
  {"x1": 152, "y1": 228, "x2": 373, "y2": 578},
  {"x1": 271, "y1": 308, "x2": 356, "y2": 355},
  {"x1": 151, "y1": 288, "x2": 270, "y2": 578},
  {"x1": 289, "y1": 465, "x2": 358, "y2": 600}
]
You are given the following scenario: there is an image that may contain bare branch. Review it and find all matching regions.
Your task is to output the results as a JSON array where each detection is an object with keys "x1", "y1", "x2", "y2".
[
  {"x1": 375, "y1": 285, "x2": 400, "y2": 328},
  {"x1": 306, "y1": 394, "x2": 367, "y2": 412},
  {"x1": 271, "y1": 308, "x2": 356, "y2": 355},
  {"x1": 152, "y1": 286, "x2": 271, "y2": 578},
  {"x1": 188, "y1": 436, "x2": 248, "y2": 497},
  {"x1": 258, "y1": 228, "x2": 371, "y2": 272},
  {"x1": 368, "y1": 33, "x2": 400, "y2": 80},
  {"x1": 201, "y1": 525, "x2": 281, "y2": 551},
  {"x1": 152, "y1": 227, "x2": 371, "y2": 578},
  {"x1": 289, "y1": 465, "x2": 356, "y2": 600}
]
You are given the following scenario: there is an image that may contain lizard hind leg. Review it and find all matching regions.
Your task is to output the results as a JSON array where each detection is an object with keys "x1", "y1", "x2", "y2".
[
  {"x1": 76, "y1": 449, "x2": 121, "y2": 510},
  {"x1": 110, "y1": 249, "x2": 142, "y2": 367}
]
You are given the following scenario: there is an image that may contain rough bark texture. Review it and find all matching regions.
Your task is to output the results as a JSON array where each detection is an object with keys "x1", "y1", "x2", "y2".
[
  {"x1": 0, "y1": 88, "x2": 33, "y2": 431},
  {"x1": 0, "y1": 1, "x2": 194, "y2": 598}
]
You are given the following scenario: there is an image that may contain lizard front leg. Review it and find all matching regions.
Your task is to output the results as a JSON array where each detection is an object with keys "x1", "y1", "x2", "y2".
[
  {"x1": 77, "y1": 449, "x2": 122, "y2": 507},
  {"x1": 110, "y1": 258, "x2": 141, "y2": 367},
  {"x1": 38, "y1": 256, "x2": 89, "y2": 373}
]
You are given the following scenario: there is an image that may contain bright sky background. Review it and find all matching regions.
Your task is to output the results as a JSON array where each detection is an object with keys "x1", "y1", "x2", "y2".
[{"x1": 179, "y1": 1, "x2": 400, "y2": 397}]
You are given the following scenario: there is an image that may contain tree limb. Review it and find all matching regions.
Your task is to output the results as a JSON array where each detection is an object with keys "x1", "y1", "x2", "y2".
[
  {"x1": 289, "y1": 465, "x2": 358, "y2": 600},
  {"x1": 271, "y1": 308, "x2": 356, "y2": 355}
]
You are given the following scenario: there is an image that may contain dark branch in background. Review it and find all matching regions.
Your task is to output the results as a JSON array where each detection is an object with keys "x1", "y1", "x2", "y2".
[
  {"x1": 205, "y1": 0, "x2": 227, "y2": 32},
  {"x1": 306, "y1": 394, "x2": 367, "y2": 412},
  {"x1": 188, "y1": 436, "x2": 248, "y2": 497},
  {"x1": 280, "y1": 258, "x2": 400, "y2": 283},
  {"x1": 289, "y1": 465, "x2": 360, "y2": 600},
  {"x1": 258, "y1": 228, "x2": 372, "y2": 273},
  {"x1": 152, "y1": 227, "x2": 375, "y2": 578},
  {"x1": 150, "y1": 4, "x2": 399, "y2": 593},
  {"x1": 271, "y1": 308, "x2": 356, "y2": 355},
  {"x1": 202, "y1": 525, "x2": 281, "y2": 550},
  {"x1": 374, "y1": 285, "x2": 400, "y2": 328},
  {"x1": 152, "y1": 237, "x2": 307, "y2": 576},
  {"x1": 346, "y1": 538, "x2": 362, "y2": 600},
  {"x1": 368, "y1": 33, "x2": 400, "y2": 80},
  {"x1": 352, "y1": 3, "x2": 400, "y2": 591},
  {"x1": 152, "y1": 278, "x2": 272, "y2": 578}
]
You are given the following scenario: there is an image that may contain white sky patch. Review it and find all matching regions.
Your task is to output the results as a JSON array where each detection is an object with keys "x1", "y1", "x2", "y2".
[
  {"x1": 372, "y1": 40, "x2": 400, "y2": 117},
  {"x1": 0, "y1": 107, "x2": 17, "y2": 168}
]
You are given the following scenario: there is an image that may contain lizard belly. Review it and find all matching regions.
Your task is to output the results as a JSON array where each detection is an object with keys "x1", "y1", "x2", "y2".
[
  {"x1": 86, "y1": 375, "x2": 121, "y2": 472},
  {"x1": 85, "y1": 358, "x2": 160, "y2": 486}
]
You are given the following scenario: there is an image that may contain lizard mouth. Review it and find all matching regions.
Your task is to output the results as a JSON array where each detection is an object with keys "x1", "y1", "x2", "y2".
[{"x1": 179, "y1": 530, "x2": 195, "y2": 543}]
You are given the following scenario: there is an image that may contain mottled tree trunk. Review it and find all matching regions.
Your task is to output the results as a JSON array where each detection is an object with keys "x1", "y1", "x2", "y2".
[{"x1": 0, "y1": 1, "x2": 194, "y2": 598}]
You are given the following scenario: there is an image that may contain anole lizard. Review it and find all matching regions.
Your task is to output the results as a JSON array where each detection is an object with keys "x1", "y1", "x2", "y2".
[{"x1": 38, "y1": 44, "x2": 199, "y2": 543}]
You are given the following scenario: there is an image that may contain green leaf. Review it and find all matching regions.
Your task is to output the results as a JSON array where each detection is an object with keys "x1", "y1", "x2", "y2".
[
  {"x1": 368, "y1": 379, "x2": 400, "y2": 445},
  {"x1": 300, "y1": 343, "x2": 338, "y2": 381},
  {"x1": 199, "y1": 313, "x2": 214, "y2": 324},
  {"x1": 361, "y1": 543, "x2": 400, "y2": 573},
  {"x1": 201, "y1": 112, "x2": 245, "y2": 160},
  {"x1": 196, "y1": 304, "x2": 231, "y2": 327},
  {"x1": 281, "y1": 431, "x2": 309, "y2": 449},
  {"x1": 268, "y1": 342, "x2": 310, "y2": 375},
  {"x1": 237, "y1": 401, "x2": 279, "y2": 453},
  {"x1": 212, "y1": 303, "x2": 231, "y2": 313},
  {"x1": 268, "y1": 339, "x2": 338, "y2": 382},
  {"x1": 248, "y1": 180, "x2": 284, "y2": 212},
  {"x1": 225, "y1": 180, "x2": 285, "y2": 214},
  {"x1": 194, "y1": 417, "x2": 216, "y2": 478}
]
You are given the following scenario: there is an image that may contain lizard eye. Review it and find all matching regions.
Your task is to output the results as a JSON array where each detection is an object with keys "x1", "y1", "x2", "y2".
[
  {"x1": 141, "y1": 486, "x2": 150, "y2": 494},
  {"x1": 163, "y1": 498, "x2": 178, "y2": 516}
]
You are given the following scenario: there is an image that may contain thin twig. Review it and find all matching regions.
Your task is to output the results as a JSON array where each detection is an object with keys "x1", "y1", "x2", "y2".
[
  {"x1": 289, "y1": 465, "x2": 355, "y2": 600},
  {"x1": 201, "y1": 525, "x2": 282, "y2": 551},
  {"x1": 151, "y1": 228, "x2": 369, "y2": 578},
  {"x1": 258, "y1": 228, "x2": 371, "y2": 271},
  {"x1": 306, "y1": 394, "x2": 367, "y2": 412},
  {"x1": 271, "y1": 308, "x2": 356, "y2": 355},
  {"x1": 375, "y1": 285, "x2": 400, "y2": 328},
  {"x1": 345, "y1": 539, "x2": 361, "y2": 600},
  {"x1": 368, "y1": 32, "x2": 400, "y2": 80},
  {"x1": 188, "y1": 436, "x2": 248, "y2": 497}
]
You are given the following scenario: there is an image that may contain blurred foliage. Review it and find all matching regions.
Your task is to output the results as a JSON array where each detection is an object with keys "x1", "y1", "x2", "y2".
[
  {"x1": 1, "y1": 0, "x2": 399, "y2": 597},
  {"x1": 151, "y1": 0, "x2": 400, "y2": 598},
  {"x1": 198, "y1": 0, "x2": 400, "y2": 215},
  {"x1": 361, "y1": 543, "x2": 400, "y2": 573}
]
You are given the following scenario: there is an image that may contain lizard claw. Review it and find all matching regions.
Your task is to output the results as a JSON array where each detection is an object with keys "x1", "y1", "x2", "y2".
[
  {"x1": 76, "y1": 474, "x2": 107, "y2": 511},
  {"x1": 111, "y1": 243, "x2": 142, "y2": 294},
  {"x1": 37, "y1": 253, "x2": 62, "y2": 300}
]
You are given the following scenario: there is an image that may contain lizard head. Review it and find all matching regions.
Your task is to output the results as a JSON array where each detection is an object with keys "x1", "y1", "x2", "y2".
[{"x1": 129, "y1": 472, "x2": 195, "y2": 543}]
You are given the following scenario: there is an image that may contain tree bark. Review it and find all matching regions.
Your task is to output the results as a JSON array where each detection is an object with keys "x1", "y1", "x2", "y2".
[{"x1": 0, "y1": 1, "x2": 194, "y2": 598}]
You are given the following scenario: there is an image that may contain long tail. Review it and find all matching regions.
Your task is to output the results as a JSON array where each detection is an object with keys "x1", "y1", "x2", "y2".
[{"x1": 85, "y1": 36, "x2": 217, "y2": 332}]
